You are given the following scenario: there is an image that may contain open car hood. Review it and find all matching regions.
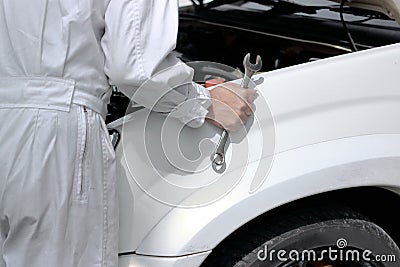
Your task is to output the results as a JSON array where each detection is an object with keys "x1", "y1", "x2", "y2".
[
  {"x1": 334, "y1": 0, "x2": 400, "y2": 22},
  {"x1": 183, "y1": 0, "x2": 400, "y2": 23}
]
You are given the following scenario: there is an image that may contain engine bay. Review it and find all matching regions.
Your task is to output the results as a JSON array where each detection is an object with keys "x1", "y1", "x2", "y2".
[{"x1": 177, "y1": 0, "x2": 400, "y2": 71}]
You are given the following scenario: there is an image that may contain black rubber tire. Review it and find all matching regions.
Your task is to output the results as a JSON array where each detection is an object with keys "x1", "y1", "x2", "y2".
[{"x1": 201, "y1": 205, "x2": 400, "y2": 267}]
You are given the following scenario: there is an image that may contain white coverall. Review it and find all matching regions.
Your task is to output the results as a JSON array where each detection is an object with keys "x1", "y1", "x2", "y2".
[{"x1": 0, "y1": 0, "x2": 211, "y2": 266}]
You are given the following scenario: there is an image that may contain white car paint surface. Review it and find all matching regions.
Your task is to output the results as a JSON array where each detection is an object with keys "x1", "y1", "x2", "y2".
[{"x1": 111, "y1": 43, "x2": 400, "y2": 267}]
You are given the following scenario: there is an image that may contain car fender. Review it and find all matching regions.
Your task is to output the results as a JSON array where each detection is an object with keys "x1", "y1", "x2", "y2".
[{"x1": 135, "y1": 135, "x2": 400, "y2": 256}]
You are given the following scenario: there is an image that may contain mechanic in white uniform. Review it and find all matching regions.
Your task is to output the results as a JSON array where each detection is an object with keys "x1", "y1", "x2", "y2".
[{"x1": 0, "y1": 0, "x2": 257, "y2": 266}]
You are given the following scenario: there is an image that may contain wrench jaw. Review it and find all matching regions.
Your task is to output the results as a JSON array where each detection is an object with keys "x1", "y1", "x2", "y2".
[
  {"x1": 243, "y1": 53, "x2": 263, "y2": 73},
  {"x1": 242, "y1": 53, "x2": 263, "y2": 89}
]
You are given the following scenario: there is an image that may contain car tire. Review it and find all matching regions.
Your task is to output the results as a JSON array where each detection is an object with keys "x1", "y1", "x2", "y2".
[{"x1": 201, "y1": 206, "x2": 400, "y2": 267}]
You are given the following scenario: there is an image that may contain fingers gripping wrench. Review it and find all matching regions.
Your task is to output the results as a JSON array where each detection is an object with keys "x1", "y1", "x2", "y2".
[{"x1": 212, "y1": 53, "x2": 262, "y2": 166}]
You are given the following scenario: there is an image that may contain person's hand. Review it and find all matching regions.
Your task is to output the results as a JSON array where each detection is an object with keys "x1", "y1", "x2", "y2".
[{"x1": 206, "y1": 83, "x2": 258, "y2": 131}]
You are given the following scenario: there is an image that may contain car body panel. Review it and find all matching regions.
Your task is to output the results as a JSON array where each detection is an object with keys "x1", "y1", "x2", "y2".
[
  {"x1": 111, "y1": 43, "x2": 400, "y2": 259},
  {"x1": 137, "y1": 136, "x2": 400, "y2": 256}
]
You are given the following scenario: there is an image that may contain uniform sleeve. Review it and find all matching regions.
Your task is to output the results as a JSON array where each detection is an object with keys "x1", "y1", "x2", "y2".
[{"x1": 101, "y1": 0, "x2": 211, "y2": 128}]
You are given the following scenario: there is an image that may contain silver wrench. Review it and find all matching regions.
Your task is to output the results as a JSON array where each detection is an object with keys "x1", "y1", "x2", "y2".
[{"x1": 212, "y1": 53, "x2": 262, "y2": 166}]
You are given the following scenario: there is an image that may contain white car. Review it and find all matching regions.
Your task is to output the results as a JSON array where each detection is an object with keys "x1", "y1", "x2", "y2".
[{"x1": 107, "y1": 0, "x2": 400, "y2": 266}]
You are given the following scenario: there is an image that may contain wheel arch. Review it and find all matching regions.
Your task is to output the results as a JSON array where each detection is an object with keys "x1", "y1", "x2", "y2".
[{"x1": 200, "y1": 186, "x2": 400, "y2": 266}]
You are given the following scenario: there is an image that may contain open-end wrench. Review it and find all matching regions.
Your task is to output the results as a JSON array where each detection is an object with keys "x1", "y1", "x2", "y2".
[{"x1": 212, "y1": 53, "x2": 262, "y2": 166}]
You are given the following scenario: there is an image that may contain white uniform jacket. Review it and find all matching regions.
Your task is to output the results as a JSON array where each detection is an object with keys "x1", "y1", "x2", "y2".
[{"x1": 0, "y1": 0, "x2": 211, "y2": 126}]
